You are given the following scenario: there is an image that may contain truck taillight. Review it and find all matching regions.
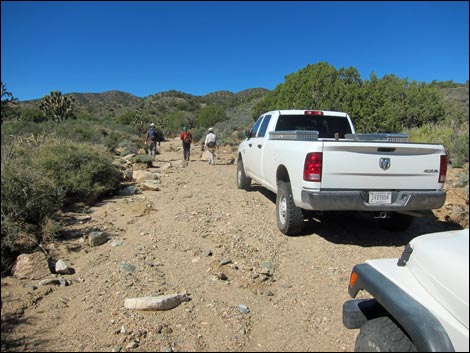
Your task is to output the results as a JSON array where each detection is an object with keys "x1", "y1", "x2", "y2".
[
  {"x1": 439, "y1": 155, "x2": 447, "y2": 183},
  {"x1": 305, "y1": 110, "x2": 323, "y2": 116},
  {"x1": 304, "y1": 152, "x2": 322, "y2": 182}
]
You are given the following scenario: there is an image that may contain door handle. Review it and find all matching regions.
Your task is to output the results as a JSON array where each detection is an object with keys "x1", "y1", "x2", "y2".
[
  {"x1": 248, "y1": 143, "x2": 252, "y2": 147},
  {"x1": 257, "y1": 144, "x2": 262, "y2": 148}
]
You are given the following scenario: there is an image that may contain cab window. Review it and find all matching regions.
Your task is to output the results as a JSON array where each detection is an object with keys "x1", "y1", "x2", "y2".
[
  {"x1": 249, "y1": 116, "x2": 264, "y2": 138},
  {"x1": 257, "y1": 114, "x2": 271, "y2": 138}
]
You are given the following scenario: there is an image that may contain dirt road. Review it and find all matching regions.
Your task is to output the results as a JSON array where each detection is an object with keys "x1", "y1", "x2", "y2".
[{"x1": 1, "y1": 138, "x2": 467, "y2": 352}]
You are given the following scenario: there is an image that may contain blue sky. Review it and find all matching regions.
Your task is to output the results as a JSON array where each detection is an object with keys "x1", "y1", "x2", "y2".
[{"x1": 1, "y1": 1, "x2": 469, "y2": 101}]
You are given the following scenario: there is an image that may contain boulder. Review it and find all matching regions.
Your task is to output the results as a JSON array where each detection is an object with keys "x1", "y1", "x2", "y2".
[{"x1": 12, "y1": 252, "x2": 51, "y2": 280}]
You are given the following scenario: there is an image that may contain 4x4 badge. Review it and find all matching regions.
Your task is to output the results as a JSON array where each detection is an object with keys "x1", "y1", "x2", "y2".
[{"x1": 379, "y1": 157, "x2": 391, "y2": 170}]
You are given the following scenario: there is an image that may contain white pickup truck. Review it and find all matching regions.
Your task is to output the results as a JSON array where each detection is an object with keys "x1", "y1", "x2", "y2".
[{"x1": 236, "y1": 109, "x2": 448, "y2": 235}]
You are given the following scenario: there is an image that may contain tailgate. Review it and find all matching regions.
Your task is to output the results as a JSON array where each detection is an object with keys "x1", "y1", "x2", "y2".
[{"x1": 321, "y1": 142, "x2": 445, "y2": 190}]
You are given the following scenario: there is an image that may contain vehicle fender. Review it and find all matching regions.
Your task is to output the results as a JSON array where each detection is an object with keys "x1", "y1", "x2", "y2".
[{"x1": 346, "y1": 263, "x2": 455, "y2": 352}]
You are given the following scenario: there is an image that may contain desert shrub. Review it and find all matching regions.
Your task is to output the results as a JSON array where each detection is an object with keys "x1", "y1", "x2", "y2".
[
  {"x1": 1, "y1": 217, "x2": 22, "y2": 274},
  {"x1": 19, "y1": 108, "x2": 47, "y2": 123},
  {"x1": 408, "y1": 123, "x2": 453, "y2": 146},
  {"x1": 32, "y1": 141, "x2": 122, "y2": 205},
  {"x1": 1, "y1": 161, "x2": 64, "y2": 224},
  {"x1": 1, "y1": 120, "x2": 55, "y2": 137},
  {"x1": 116, "y1": 140, "x2": 139, "y2": 156},
  {"x1": 1, "y1": 142, "x2": 64, "y2": 274},
  {"x1": 1, "y1": 135, "x2": 122, "y2": 274},
  {"x1": 75, "y1": 112, "x2": 97, "y2": 121},
  {"x1": 132, "y1": 154, "x2": 154, "y2": 164},
  {"x1": 456, "y1": 170, "x2": 469, "y2": 188},
  {"x1": 449, "y1": 133, "x2": 469, "y2": 168},
  {"x1": 408, "y1": 124, "x2": 468, "y2": 167}
]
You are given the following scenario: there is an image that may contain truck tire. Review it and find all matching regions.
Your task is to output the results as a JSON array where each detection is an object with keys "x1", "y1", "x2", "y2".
[
  {"x1": 237, "y1": 158, "x2": 251, "y2": 190},
  {"x1": 276, "y1": 181, "x2": 304, "y2": 235},
  {"x1": 355, "y1": 317, "x2": 417, "y2": 352},
  {"x1": 379, "y1": 212, "x2": 414, "y2": 231}
]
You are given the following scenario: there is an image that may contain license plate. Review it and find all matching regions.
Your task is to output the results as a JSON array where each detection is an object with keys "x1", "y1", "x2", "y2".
[{"x1": 369, "y1": 191, "x2": 392, "y2": 204}]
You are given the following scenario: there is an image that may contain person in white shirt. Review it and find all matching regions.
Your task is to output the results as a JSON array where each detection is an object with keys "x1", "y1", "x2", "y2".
[{"x1": 204, "y1": 127, "x2": 218, "y2": 165}]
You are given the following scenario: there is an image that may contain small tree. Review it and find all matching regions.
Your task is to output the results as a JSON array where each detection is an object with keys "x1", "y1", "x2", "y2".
[
  {"x1": 1, "y1": 82, "x2": 18, "y2": 124},
  {"x1": 39, "y1": 91, "x2": 75, "y2": 122},
  {"x1": 197, "y1": 104, "x2": 226, "y2": 128}
]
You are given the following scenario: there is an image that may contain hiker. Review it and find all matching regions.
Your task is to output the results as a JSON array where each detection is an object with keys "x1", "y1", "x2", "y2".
[
  {"x1": 145, "y1": 123, "x2": 158, "y2": 158},
  {"x1": 180, "y1": 126, "x2": 192, "y2": 161},
  {"x1": 204, "y1": 127, "x2": 218, "y2": 165}
]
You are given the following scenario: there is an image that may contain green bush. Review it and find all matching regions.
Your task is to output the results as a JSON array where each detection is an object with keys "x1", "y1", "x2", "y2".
[
  {"x1": 1, "y1": 136, "x2": 122, "y2": 273},
  {"x1": 449, "y1": 133, "x2": 469, "y2": 168},
  {"x1": 408, "y1": 124, "x2": 468, "y2": 167},
  {"x1": 1, "y1": 161, "x2": 64, "y2": 224},
  {"x1": 116, "y1": 140, "x2": 140, "y2": 156},
  {"x1": 132, "y1": 154, "x2": 154, "y2": 164},
  {"x1": 32, "y1": 141, "x2": 122, "y2": 204}
]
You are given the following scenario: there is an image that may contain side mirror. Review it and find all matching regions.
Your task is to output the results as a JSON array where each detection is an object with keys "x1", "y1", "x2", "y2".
[{"x1": 245, "y1": 129, "x2": 252, "y2": 139}]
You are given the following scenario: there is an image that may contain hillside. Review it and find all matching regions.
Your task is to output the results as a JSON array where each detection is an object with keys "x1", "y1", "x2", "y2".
[
  {"x1": 17, "y1": 88, "x2": 271, "y2": 124},
  {"x1": 15, "y1": 81, "x2": 468, "y2": 131}
]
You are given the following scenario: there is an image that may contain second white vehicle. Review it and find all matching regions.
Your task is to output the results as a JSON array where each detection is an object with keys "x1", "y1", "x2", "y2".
[{"x1": 343, "y1": 228, "x2": 469, "y2": 352}]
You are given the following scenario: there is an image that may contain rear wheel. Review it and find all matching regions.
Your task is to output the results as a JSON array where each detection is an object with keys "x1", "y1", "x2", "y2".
[
  {"x1": 355, "y1": 317, "x2": 416, "y2": 352},
  {"x1": 379, "y1": 212, "x2": 414, "y2": 231},
  {"x1": 276, "y1": 181, "x2": 304, "y2": 235},
  {"x1": 237, "y1": 158, "x2": 251, "y2": 190}
]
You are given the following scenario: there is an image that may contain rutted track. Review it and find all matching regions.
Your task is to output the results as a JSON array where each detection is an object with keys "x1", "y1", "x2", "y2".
[{"x1": 1, "y1": 139, "x2": 465, "y2": 352}]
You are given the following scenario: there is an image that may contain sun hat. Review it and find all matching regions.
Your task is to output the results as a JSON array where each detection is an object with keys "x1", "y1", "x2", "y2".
[
  {"x1": 150, "y1": 123, "x2": 155, "y2": 126},
  {"x1": 208, "y1": 127, "x2": 214, "y2": 132}
]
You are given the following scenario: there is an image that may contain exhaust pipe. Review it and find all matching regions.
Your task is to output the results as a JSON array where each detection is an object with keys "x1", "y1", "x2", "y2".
[{"x1": 375, "y1": 212, "x2": 389, "y2": 219}]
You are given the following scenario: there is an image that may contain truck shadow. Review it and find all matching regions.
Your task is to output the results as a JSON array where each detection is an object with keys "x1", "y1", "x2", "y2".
[
  {"x1": 248, "y1": 185, "x2": 463, "y2": 247},
  {"x1": 302, "y1": 211, "x2": 463, "y2": 247}
]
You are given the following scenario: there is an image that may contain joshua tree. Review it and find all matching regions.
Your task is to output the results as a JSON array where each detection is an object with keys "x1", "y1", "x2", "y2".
[{"x1": 39, "y1": 91, "x2": 75, "y2": 122}]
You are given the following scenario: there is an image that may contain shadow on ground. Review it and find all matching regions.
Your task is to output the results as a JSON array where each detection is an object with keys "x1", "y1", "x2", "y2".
[{"x1": 249, "y1": 185, "x2": 463, "y2": 247}]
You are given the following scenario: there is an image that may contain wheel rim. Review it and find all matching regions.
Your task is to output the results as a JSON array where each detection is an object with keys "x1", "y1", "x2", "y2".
[
  {"x1": 237, "y1": 168, "x2": 242, "y2": 185},
  {"x1": 278, "y1": 195, "x2": 287, "y2": 225}
]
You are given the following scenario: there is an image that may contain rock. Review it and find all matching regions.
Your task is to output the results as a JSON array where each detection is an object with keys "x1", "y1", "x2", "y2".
[
  {"x1": 140, "y1": 180, "x2": 161, "y2": 191},
  {"x1": 219, "y1": 259, "x2": 232, "y2": 266},
  {"x1": 238, "y1": 304, "x2": 250, "y2": 314},
  {"x1": 126, "y1": 341, "x2": 139, "y2": 349},
  {"x1": 201, "y1": 250, "x2": 213, "y2": 257},
  {"x1": 124, "y1": 293, "x2": 190, "y2": 311},
  {"x1": 133, "y1": 170, "x2": 159, "y2": 182},
  {"x1": 217, "y1": 273, "x2": 228, "y2": 280},
  {"x1": 260, "y1": 261, "x2": 273, "y2": 271},
  {"x1": 89, "y1": 231, "x2": 108, "y2": 247},
  {"x1": 58, "y1": 276, "x2": 70, "y2": 286},
  {"x1": 55, "y1": 259, "x2": 73, "y2": 274},
  {"x1": 119, "y1": 185, "x2": 140, "y2": 196},
  {"x1": 170, "y1": 160, "x2": 188, "y2": 169},
  {"x1": 120, "y1": 263, "x2": 136, "y2": 273},
  {"x1": 12, "y1": 252, "x2": 51, "y2": 280},
  {"x1": 111, "y1": 240, "x2": 124, "y2": 247},
  {"x1": 39, "y1": 277, "x2": 61, "y2": 286}
]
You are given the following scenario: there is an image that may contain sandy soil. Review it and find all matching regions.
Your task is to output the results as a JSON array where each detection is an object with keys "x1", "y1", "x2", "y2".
[{"x1": 1, "y1": 138, "x2": 468, "y2": 352}]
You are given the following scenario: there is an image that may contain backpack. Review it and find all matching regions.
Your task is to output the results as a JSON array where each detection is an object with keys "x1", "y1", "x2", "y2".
[
  {"x1": 207, "y1": 133, "x2": 216, "y2": 148},
  {"x1": 183, "y1": 132, "x2": 192, "y2": 144},
  {"x1": 148, "y1": 128, "x2": 157, "y2": 142},
  {"x1": 156, "y1": 129, "x2": 164, "y2": 142}
]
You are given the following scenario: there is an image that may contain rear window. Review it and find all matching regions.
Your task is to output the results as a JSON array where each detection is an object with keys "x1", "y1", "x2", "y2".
[{"x1": 275, "y1": 114, "x2": 352, "y2": 138}]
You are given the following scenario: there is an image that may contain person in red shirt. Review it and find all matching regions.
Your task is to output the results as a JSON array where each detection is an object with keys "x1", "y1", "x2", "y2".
[{"x1": 180, "y1": 126, "x2": 192, "y2": 161}]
